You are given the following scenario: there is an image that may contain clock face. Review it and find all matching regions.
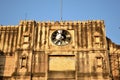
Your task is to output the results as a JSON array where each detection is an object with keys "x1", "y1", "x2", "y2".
[{"x1": 51, "y1": 30, "x2": 71, "y2": 46}]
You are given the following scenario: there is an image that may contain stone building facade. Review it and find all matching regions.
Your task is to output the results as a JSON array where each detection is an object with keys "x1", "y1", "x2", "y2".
[{"x1": 0, "y1": 20, "x2": 120, "y2": 80}]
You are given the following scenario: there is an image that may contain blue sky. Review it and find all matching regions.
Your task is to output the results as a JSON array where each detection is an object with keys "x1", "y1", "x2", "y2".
[{"x1": 0, "y1": 0, "x2": 120, "y2": 44}]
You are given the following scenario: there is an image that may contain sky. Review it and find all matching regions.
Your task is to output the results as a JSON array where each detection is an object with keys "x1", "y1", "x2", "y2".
[{"x1": 0, "y1": 0, "x2": 120, "y2": 44}]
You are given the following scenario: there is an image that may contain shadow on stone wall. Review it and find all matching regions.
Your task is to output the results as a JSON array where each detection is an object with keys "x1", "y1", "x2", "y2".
[{"x1": 0, "y1": 50, "x2": 6, "y2": 80}]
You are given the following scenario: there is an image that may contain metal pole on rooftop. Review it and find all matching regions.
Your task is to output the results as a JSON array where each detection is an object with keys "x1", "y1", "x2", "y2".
[{"x1": 60, "y1": 0, "x2": 63, "y2": 21}]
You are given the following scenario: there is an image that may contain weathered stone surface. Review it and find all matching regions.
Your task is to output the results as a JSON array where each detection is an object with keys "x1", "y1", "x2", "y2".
[{"x1": 0, "y1": 20, "x2": 120, "y2": 80}]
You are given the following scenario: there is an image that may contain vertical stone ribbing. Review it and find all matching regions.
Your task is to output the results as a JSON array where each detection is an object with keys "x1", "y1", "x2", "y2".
[
  {"x1": 87, "y1": 21, "x2": 92, "y2": 48},
  {"x1": 46, "y1": 22, "x2": 50, "y2": 49},
  {"x1": 34, "y1": 25, "x2": 37, "y2": 49},
  {"x1": 13, "y1": 28, "x2": 17, "y2": 52},
  {"x1": 31, "y1": 22, "x2": 35, "y2": 48},
  {"x1": 86, "y1": 52, "x2": 89, "y2": 72},
  {"x1": 37, "y1": 23, "x2": 41, "y2": 50},
  {"x1": 8, "y1": 30, "x2": 13, "y2": 52},
  {"x1": 36, "y1": 24, "x2": 39, "y2": 50},
  {"x1": 11, "y1": 28, "x2": 15, "y2": 53},
  {"x1": 44, "y1": 23, "x2": 47, "y2": 49},
  {"x1": 81, "y1": 23, "x2": 83, "y2": 48},
  {"x1": 78, "y1": 21, "x2": 81, "y2": 48},
  {"x1": 92, "y1": 21, "x2": 96, "y2": 48},
  {"x1": 0, "y1": 27, "x2": 1, "y2": 50},
  {"x1": 34, "y1": 53, "x2": 39, "y2": 73},
  {"x1": 39, "y1": 52, "x2": 45, "y2": 72},
  {"x1": 85, "y1": 23, "x2": 88, "y2": 48},
  {"x1": 3, "y1": 29, "x2": 8, "y2": 53},
  {"x1": 17, "y1": 21, "x2": 24, "y2": 48},
  {"x1": 102, "y1": 21, "x2": 107, "y2": 48},
  {"x1": 7, "y1": 28, "x2": 10, "y2": 53},
  {"x1": 15, "y1": 27, "x2": 18, "y2": 51},
  {"x1": 17, "y1": 22, "x2": 22, "y2": 48},
  {"x1": 0, "y1": 29, "x2": 3, "y2": 50},
  {"x1": 23, "y1": 22, "x2": 26, "y2": 33},
  {"x1": 20, "y1": 26, "x2": 23, "y2": 48},
  {"x1": 2, "y1": 27, "x2": 6, "y2": 52},
  {"x1": 83, "y1": 22, "x2": 86, "y2": 48},
  {"x1": 7, "y1": 28, "x2": 11, "y2": 53},
  {"x1": 74, "y1": 22, "x2": 78, "y2": 48},
  {"x1": 41, "y1": 23, "x2": 45, "y2": 49}
]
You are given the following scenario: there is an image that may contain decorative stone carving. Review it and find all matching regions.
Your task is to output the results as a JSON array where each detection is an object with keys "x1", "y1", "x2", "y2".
[{"x1": 0, "y1": 20, "x2": 119, "y2": 80}]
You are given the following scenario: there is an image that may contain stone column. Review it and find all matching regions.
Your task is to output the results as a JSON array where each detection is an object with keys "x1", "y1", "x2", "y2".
[
  {"x1": 17, "y1": 25, "x2": 22, "y2": 48},
  {"x1": 41, "y1": 23, "x2": 45, "y2": 49},
  {"x1": 14, "y1": 32, "x2": 17, "y2": 52},
  {"x1": 45, "y1": 52, "x2": 48, "y2": 80},
  {"x1": 88, "y1": 21, "x2": 92, "y2": 48},
  {"x1": 37, "y1": 23, "x2": 41, "y2": 50},
  {"x1": 45, "y1": 23, "x2": 49, "y2": 49},
  {"x1": 2, "y1": 29, "x2": 6, "y2": 51},
  {"x1": 4, "y1": 31, "x2": 9, "y2": 53},
  {"x1": 78, "y1": 21, "x2": 81, "y2": 48},
  {"x1": 75, "y1": 51, "x2": 78, "y2": 80}
]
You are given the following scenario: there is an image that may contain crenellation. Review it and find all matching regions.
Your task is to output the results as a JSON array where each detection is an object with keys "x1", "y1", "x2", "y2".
[
  {"x1": 59, "y1": 21, "x2": 64, "y2": 26},
  {"x1": 50, "y1": 21, "x2": 55, "y2": 25}
]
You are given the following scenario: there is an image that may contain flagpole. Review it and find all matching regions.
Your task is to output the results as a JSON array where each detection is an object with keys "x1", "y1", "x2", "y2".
[{"x1": 60, "y1": 0, "x2": 63, "y2": 21}]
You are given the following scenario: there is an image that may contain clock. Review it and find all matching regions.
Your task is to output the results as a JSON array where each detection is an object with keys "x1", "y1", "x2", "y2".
[{"x1": 51, "y1": 30, "x2": 71, "y2": 46}]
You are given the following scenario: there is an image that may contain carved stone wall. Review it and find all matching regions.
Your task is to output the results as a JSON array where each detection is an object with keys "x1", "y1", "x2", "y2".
[
  {"x1": 107, "y1": 38, "x2": 120, "y2": 80},
  {"x1": 0, "y1": 20, "x2": 120, "y2": 80}
]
